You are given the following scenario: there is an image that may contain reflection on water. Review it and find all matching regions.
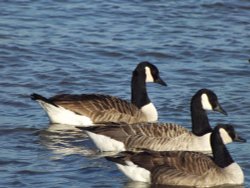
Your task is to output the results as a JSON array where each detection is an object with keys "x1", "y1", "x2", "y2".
[
  {"x1": 39, "y1": 124, "x2": 123, "y2": 159},
  {"x1": 45, "y1": 124, "x2": 81, "y2": 131},
  {"x1": 124, "y1": 181, "x2": 150, "y2": 188},
  {"x1": 39, "y1": 124, "x2": 96, "y2": 157},
  {"x1": 123, "y1": 180, "x2": 245, "y2": 188}
]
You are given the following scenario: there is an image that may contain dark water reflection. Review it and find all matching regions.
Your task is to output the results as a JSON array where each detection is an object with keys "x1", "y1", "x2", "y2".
[
  {"x1": 124, "y1": 180, "x2": 245, "y2": 188},
  {"x1": 39, "y1": 125, "x2": 94, "y2": 157}
]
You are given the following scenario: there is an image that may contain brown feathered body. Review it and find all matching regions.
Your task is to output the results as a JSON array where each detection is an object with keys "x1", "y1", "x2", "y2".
[
  {"x1": 82, "y1": 123, "x2": 212, "y2": 152},
  {"x1": 50, "y1": 94, "x2": 148, "y2": 124},
  {"x1": 31, "y1": 61, "x2": 167, "y2": 126},
  {"x1": 107, "y1": 150, "x2": 244, "y2": 187}
]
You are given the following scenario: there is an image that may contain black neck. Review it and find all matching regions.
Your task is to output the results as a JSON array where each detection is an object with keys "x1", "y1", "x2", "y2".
[
  {"x1": 131, "y1": 70, "x2": 150, "y2": 108},
  {"x1": 191, "y1": 97, "x2": 213, "y2": 136},
  {"x1": 211, "y1": 129, "x2": 234, "y2": 168}
]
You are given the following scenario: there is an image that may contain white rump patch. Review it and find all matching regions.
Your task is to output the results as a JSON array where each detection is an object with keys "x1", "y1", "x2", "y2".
[
  {"x1": 37, "y1": 101, "x2": 93, "y2": 126},
  {"x1": 219, "y1": 128, "x2": 233, "y2": 144},
  {"x1": 86, "y1": 131, "x2": 125, "y2": 152},
  {"x1": 145, "y1": 66, "x2": 154, "y2": 82},
  {"x1": 201, "y1": 93, "x2": 213, "y2": 110},
  {"x1": 116, "y1": 162, "x2": 151, "y2": 183},
  {"x1": 141, "y1": 102, "x2": 158, "y2": 122}
]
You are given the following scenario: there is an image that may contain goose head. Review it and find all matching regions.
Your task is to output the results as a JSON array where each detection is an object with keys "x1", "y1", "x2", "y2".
[
  {"x1": 216, "y1": 124, "x2": 246, "y2": 144},
  {"x1": 211, "y1": 124, "x2": 246, "y2": 169},
  {"x1": 133, "y1": 61, "x2": 167, "y2": 86},
  {"x1": 192, "y1": 88, "x2": 227, "y2": 115}
]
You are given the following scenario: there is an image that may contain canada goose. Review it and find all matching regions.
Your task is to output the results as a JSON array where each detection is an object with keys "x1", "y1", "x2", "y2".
[
  {"x1": 78, "y1": 89, "x2": 228, "y2": 152},
  {"x1": 31, "y1": 61, "x2": 166, "y2": 126},
  {"x1": 106, "y1": 124, "x2": 246, "y2": 187}
]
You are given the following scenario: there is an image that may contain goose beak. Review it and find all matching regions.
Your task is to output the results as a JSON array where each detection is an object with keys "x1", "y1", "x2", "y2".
[
  {"x1": 234, "y1": 134, "x2": 247, "y2": 143},
  {"x1": 214, "y1": 103, "x2": 227, "y2": 116},
  {"x1": 155, "y1": 77, "x2": 167, "y2": 86}
]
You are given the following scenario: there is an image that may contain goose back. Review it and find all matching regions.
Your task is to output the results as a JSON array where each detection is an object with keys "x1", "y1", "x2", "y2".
[
  {"x1": 79, "y1": 123, "x2": 207, "y2": 151},
  {"x1": 49, "y1": 94, "x2": 147, "y2": 124}
]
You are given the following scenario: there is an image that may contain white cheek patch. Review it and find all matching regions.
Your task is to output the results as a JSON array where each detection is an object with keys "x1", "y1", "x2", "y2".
[
  {"x1": 145, "y1": 66, "x2": 154, "y2": 82},
  {"x1": 219, "y1": 128, "x2": 233, "y2": 144},
  {"x1": 201, "y1": 94, "x2": 213, "y2": 110}
]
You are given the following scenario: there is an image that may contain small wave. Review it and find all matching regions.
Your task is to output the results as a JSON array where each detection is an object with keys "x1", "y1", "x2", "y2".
[
  {"x1": 0, "y1": 127, "x2": 39, "y2": 136},
  {"x1": 137, "y1": 51, "x2": 177, "y2": 59}
]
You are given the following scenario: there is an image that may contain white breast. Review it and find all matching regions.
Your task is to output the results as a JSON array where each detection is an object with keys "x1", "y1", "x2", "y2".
[
  {"x1": 222, "y1": 163, "x2": 244, "y2": 184},
  {"x1": 141, "y1": 102, "x2": 158, "y2": 122}
]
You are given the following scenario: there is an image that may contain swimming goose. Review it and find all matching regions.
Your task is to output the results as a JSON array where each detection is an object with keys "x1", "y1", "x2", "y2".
[
  {"x1": 78, "y1": 89, "x2": 228, "y2": 152},
  {"x1": 31, "y1": 61, "x2": 166, "y2": 126},
  {"x1": 106, "y1": 124, "x2": 246, "y2": 187}
]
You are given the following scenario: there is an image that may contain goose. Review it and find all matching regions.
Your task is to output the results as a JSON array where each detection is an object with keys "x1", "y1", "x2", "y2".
[
  {"x1": 106, "y1": 124, "x2": 246, "y2": 187},
  {"x1": 31, "y1": 61, "x2": 166, "y2": 126},
  {"x1": 77, "y1": 89, "x2": 228, "y2": 152}
]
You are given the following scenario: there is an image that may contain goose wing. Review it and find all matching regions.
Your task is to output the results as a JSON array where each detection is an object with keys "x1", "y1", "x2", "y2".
[
  {"x1": 108, "y1": 151, "x2": 217, "y2": 185},
  {"x1": 50, "y1": 94, "x2": 145, "y2": 124},
  {"x1": 79, "y1": 123, "x2": 190, "y2": 151},
  {"x1": 79, "y1": 123, "x2": 189, "y2": 143},
  {"x1": 150, "y1": 152, "x2": 218, "y2": 186},
  {"x1": 151, "y1": 166, "x2": 210, "y2": 186},
  {"x1": 132, "y1": 123, "x2": 189, "y2": 138},
  {"x1": 112, "y1": 150, "x2": 216, "y2": 173},
  {"x1": 149, "y1": 151, "x2": 216, "y2": 174}
]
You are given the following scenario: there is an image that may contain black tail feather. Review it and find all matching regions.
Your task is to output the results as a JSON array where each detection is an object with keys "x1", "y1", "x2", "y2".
[
  {"x1": 105, "y1": 151, "x2": 136, "y2": 165},
  {"x1": 76, "y1": 124, "x2": 121, "y2": 133},
  {"x1": 105, "y1": 156, "x2": 127, "y2": 165},
  {"x1": 30, "y1": 93, "x2": 58, "y2": 107},
  {"x1": 76, "y1": 126, "x2": 98, "y2": 132},
  {"x1": 30, "y1": 93, "x2": 47, "y2": 101}
]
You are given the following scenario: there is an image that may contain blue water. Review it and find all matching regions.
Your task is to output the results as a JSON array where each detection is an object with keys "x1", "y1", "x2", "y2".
[{"x1": 0, "y1": 0, "x2": 249, "y2": 187}]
